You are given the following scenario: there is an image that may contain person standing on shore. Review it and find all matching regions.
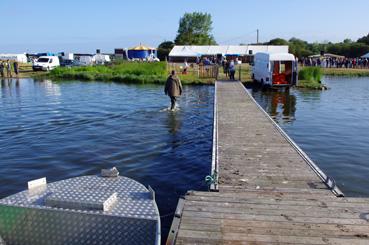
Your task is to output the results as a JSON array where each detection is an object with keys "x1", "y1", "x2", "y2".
[
  {"x1": 0, "y1": 62, "x2": 4, "y2": 78},
  {"x1": 13, "y1": 61, "x2": 19, "y2": 77},
  {"x1": 229, "y1": 60, "x2": 236, "y2": 80},
  {"x1": 6, "y1": 60, "x2": 12, "y2": 78},
  {"x1": 164, "y1": 70, "x2": 183, "y2": 111}
]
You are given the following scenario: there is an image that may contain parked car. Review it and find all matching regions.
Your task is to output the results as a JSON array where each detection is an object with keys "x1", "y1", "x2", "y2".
[
  {"x1": 60, "y1": 59, "x2": 77, "y2": 67},
  {"x1": 32, "y1": 56, "x2": 60, "y2": 71}
]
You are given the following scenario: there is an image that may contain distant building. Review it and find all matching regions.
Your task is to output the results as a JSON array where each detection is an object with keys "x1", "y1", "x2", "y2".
[
  {"x1": 0, "y1": 54, "x2": 28, "y2": 63},
  {"x1": 114, "y1": 48, "x2": 127, "y2": 60},
  {"x1": 168, "y1": 45, "x2": 289, "y2": 63}
]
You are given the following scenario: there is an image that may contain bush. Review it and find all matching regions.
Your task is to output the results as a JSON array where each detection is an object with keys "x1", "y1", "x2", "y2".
[{"x1": 299, "y1": 67, "x2": 322, "y2": 82}]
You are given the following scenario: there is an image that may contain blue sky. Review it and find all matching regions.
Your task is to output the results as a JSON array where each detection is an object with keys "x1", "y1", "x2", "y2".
[{"x1": 1, "y1": 0, "x2": 368, "y2": 53}]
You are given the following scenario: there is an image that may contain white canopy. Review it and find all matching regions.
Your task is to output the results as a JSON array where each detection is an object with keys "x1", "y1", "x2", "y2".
[
  {"x1": 361, "y1": 52, "x2": 369, "y2": 58},
  {"x1": 169, "y1": 46, "x2": 201, "y2": 57},
  {"x1": 0, "y1": 54, "x2": 28, "y2": 63},
  {"x1": 169, "y1": 45, "x2": 288, "y2": 57}
]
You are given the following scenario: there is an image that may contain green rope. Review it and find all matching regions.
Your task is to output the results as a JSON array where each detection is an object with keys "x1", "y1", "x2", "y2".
[{"x1": 205, "y1": 171, "x2": 218, "y2": 186}]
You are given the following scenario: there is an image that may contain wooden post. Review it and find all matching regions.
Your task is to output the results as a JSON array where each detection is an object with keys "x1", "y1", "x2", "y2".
[
  {"x1": 238, "y1": 65, "x2": 241, "y2": 81},
  {"x1": 165, "y1": 57, "x2": 168, "y2": 73}
]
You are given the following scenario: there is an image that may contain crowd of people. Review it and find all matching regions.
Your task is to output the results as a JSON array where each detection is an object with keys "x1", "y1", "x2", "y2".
[
  {"x1": 0, "y1": 60, "x2": 19, "y2": 78},
  {"x1": 300, "y1": 57, "x2": 369, "y2": 69},
  {"x1": 195, "y1": 56, "x2": 239, "y2": 80}
]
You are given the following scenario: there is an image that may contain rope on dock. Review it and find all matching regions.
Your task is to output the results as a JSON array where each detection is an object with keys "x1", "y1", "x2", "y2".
[{"x1": 205, "y1": 170, "x2": 218, "y2": 190}]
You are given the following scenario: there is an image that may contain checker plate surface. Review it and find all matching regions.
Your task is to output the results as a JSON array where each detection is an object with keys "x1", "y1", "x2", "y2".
[{"x1": 0, "y1": 175, "x2": 160, "y2": 245}]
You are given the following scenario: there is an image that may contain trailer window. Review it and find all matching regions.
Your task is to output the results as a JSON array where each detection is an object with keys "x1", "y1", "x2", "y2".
[{"x1": 280, "y1": 63, "x2": 286, "y2": 73}]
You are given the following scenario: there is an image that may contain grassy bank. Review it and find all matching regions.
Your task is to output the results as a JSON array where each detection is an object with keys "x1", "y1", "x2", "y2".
[
  {"x1": 41, "y1": 62, "x2": 213, "y2": 85},
  {"x1": 322, "y1": 68, "x2": 369, "y2": 77}
]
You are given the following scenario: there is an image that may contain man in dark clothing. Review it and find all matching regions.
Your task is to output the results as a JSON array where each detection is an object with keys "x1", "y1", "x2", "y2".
[
  {"x1": 164, "y1": 70, "x2": 183, "y2": 111},
  {"x1": 13, "y1": 62, "x2": 19, "y2": 76},
  {"x1": 0, "y1": 62, "x2": 4, "y2": 78}
]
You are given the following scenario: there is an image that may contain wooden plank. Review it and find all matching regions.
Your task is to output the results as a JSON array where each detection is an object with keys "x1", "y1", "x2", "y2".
[
  {"x1": 177, "y1": 230, "x2": 369, "y2": 245},
  {"x1": 185, "y1": 195, "x2": 369, "y2": 209},
  {"x1": 166, "y1": 198, "x2": 185, "y2": 245},
  {"x1": 180, "y1": 217, "x2": 369, "y2": 234},
  {"x1": 181, "y1": 210, "x2": 369, "y2": 225}
]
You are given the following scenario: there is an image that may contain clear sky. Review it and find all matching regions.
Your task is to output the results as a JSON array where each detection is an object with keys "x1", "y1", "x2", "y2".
[{"x1": 1, "y1": 0, "x2": 368, "y2": 53}]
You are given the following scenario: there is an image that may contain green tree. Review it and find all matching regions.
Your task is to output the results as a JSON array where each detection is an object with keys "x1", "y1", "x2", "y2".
[
  {"x1": 174, "y1": 12, "x2": 216, "y2": 45},
  {"x1": 157, "y1": 41, "x2": 175, "y2": 61},
  {"x1": 357, "y1": 33, "x2": 369, "y2": 45},
  {"x1": 288, "y1": 38, "x2": 313, "y2": 58},
  {"x1": 267, "y1": 38, "x2": 289, "y2": 45}
]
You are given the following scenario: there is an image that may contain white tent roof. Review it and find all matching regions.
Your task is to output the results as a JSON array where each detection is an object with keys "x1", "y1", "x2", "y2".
[
  {"x1": 0, "y1": 54, "x2": 28, "y2": 63},
  {"x1": 361, "y1": 52, "x2": 369, "y2": 58},
  {"x1": 169, "y1": 46, "x2": 201, "y2": 57},
  {"x1": 226, "y1": 45, "x2": 248, "y2": 55},
  {"x1": 169, "y1": 45, "x2": 288, "y2": 57},
  {"x1": 207, "y1": 45, "x2": 228, "y2": 55}
]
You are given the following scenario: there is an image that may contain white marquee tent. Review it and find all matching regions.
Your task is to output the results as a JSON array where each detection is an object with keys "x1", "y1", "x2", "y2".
[
  {"x1": 0, "y1": 54, "x2": 28, "y2": 63},
  {"x1": 361, "y1": 52, "x2": 369, "y2": 58},
  {"x1": 169, "y1": 45, "x2": 289, "y2": 58}
]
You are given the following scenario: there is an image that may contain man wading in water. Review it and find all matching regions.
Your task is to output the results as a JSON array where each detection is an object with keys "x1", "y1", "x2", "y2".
[{"x1": 164, "y1": 70, "x2": 183, "y2": 111}]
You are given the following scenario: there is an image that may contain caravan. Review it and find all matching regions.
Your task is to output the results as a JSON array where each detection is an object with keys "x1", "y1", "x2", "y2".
[{"x1": 252, "y1": 52, "x2": 298, "y2": 87}]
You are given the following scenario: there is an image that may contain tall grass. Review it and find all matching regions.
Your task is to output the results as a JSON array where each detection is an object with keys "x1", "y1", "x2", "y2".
[
  {"x1": 298, "y1": 67, "x2": 322, "y2": 82},
  {"x1": 46, "y1": 62, "x2": 213, "y2": 84},
  {"x1": 322, "y1": 68, "x2": 369, "y2": 77},
  {"x1": 48, "y1": 62, "x2": 167, "y2": 84}
]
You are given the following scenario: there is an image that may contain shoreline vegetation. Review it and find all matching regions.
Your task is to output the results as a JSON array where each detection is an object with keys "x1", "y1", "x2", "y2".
[
  {"x1": 37, "y1": 62, "x2": 214, "y2": 85},
  {"x1": 297, "y1": 67, "x2": 325, "y2": 89},
  {"x1": 9, "y1": 62, "x2": 369, "y2": 88}
]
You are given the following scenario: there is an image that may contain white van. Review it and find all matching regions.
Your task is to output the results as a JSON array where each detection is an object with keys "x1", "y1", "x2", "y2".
[
  {"x1": 252, "y1": 52, "x2": 297, "y2": 87},
  {"x1": 32, "y1": 56, "x2": 60, "y2": 71}
]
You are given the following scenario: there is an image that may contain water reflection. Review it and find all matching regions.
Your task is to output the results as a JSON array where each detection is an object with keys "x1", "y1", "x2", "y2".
[
  {"x1": 249, "y1": 85, "x2": 297, "y2": 123},
  {"x1": 34, "y1": 79, "x2": 61, "y2": 97},
  {"x1": 167, "y1": 111, "x2": 181, "y2": 134}
]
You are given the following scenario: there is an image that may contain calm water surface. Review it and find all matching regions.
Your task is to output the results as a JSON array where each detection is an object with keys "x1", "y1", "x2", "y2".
[
  {"x1": 249, "y1": 76, "x2": 369, "y2": 197},
  {"x1": 0, "y1": 78, "x2": 213, "y2": 240}
]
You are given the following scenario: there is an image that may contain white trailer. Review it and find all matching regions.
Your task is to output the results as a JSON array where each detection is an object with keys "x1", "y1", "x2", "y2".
[
  {"x1": 94, "y1": 54, "x2": 111, "y2": 64},
  {"x1": 75, "y1": 55, "x2": 95, "y2": 66},
  {"x1": 252, "y1": 52, "x2": 298, "y2": 87},
  {"x1": 63, "y1": 53, "x2": 74, "y2": 60},
  {"x1": 0, "y1": 54, "x2": 28, "y2": 63}
]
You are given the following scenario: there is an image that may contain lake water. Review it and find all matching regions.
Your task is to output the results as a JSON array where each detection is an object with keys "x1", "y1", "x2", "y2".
[
  {"x1": 248, "y1": 76, "x2": 369, "y2": 197},
  {"x1": 0, "y1": 78, "x2": 213, "y2": 240}
]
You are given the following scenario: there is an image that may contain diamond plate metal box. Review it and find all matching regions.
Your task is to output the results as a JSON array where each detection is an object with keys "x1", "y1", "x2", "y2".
[{"x1": 0, "y1": 175, "x2": 161, "y2": 245}]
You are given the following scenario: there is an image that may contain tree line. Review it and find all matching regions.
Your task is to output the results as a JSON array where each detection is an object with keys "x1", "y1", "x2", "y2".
[
  {"x1": 157, "y1": 12, "x2": 369, "y2": 60},
  {"x1": 266, "y1": 35, "x2": 369, "y2": 58}
]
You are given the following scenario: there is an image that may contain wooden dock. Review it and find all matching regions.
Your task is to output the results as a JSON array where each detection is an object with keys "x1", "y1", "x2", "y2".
[{"x1": 168, "y1": 81, "x2": 369, "y2": 245}]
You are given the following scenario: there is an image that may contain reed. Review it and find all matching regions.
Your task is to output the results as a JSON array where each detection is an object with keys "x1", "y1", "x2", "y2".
[
  {"x1": 298, "y1": 67, "x2": 322, "y2": 82},
  {"x1": 322, "y1": 68, "x2": 369, "y2": 77}
]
